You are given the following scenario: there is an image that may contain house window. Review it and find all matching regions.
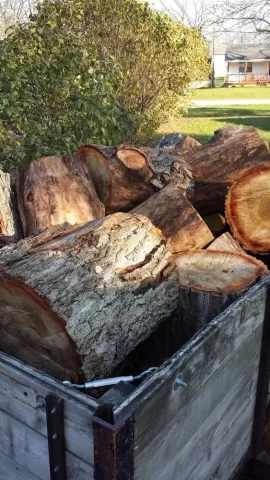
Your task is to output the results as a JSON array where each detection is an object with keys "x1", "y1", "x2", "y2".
[{"x1": 239, "y1": 62, "x2": 252, "y2": 73}]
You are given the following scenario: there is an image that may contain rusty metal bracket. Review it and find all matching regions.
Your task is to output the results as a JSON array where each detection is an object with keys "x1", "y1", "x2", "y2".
[
  {"x1": 93, "y1": 404, "x2": 134, "y2": 480},
  {"x1": 46, "y1": 394, "x2": 67, "y2": 480}
]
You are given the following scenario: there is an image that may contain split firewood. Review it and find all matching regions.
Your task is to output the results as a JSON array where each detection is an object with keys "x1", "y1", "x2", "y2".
[
  {"x1": 0, "y1": 170, "x2": 22, "y2": 244},
  {"x1": 174, "y1": 125, "x2": 270, "y2": 215},
  {"x1": 226, "y1": 163, "x2": 270, "y2": 254},
  {"x1": 167, "y1": 250, "x2": 268, "y2": 341},
  {"x1": 132, "y1": 183, "x2": 213, "y2": 253},
  {"x1": 77, "y1": 145, "x2": 156, "y2": 214},
  {"x1": 15, "y1": 155, "x2": 105, "y2": 238},
  {"x1": 207, "y1": 232, "x2": 245, "y2": 254},
  {"x1": 0, "y1": 213, "x2": 181, "y2": 380}
]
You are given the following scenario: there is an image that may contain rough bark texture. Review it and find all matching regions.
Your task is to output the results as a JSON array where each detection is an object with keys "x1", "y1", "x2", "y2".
[
  {"x1": 0, "y1": 213, "x2": 180, "y2": 380},
  {"x1": 207, "y1": 232, "x2": 246, "y2": 254},
  {"x1": 132, "y1": 183, "x2": 213, "y2": 253},
  {"x1": 15, "y1": 155, "x2": 105, "y2": 238},
  {"x1": 78, "y1": 145, "x2": 156, "y2": 214},
  {"x1": 143, "y1": 147, "x2": 194, "y2": 201},
  {"x1": 0, "y1": 171, "x2": 21, "y2": 244},
  {"x1": 226, "y1": 164, "x2": 270, "y2": 254},
  {"x1": 157, "y1": 133, "x2": 200, "y2": 152},
  {"x1": 167, "y1": 249, "x2": 268, "y2": 340},
  {"x1": 175, "y1": 125, "x2": 270, "y2": 215}
]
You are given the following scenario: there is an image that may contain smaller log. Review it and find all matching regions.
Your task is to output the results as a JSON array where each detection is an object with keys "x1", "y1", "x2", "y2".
[
  {"x1": 78, "y1": 145, "x2": 156, "y2": 214},
  {"x1": 167, "y1": 250, "x2": 268, "y2": 341},
  {"x1": 132, "y1": 183, "x2": 213, "y2": 253},
  {"x1": 226, "y1": 164, "x2": 270, "y2": 253},
  {"x1": 207, "y1": 232, "x2": 245, "y2": 254},
  {"x1": 157, "y1": 133, "x2": 200, "y2": 152},
  {"x1": 0, "y1": 171, "x2": 21, "y2": 244},
  {"x1": 15, "y1": 155, "x2": 105, "y2": 238}
]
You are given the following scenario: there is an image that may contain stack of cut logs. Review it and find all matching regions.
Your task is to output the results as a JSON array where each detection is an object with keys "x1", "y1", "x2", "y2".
[{"x1": 0, "y1": 124, "x2": 270, "y2": 382}]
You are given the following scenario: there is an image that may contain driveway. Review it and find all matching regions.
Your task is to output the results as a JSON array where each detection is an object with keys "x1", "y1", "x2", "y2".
[{"x1": 193, "y1": 99, "x2": 270, "y2": 107}]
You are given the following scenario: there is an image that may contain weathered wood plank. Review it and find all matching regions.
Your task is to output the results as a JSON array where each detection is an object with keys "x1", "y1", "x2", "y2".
[
  {"x1": 115, "y1": 282, "x2": 266, "y2": 432},
  {"x1": 210, "y1": 424, "x2": 251, "y2": 480},
  {"x1": 0, "y1": 450, "x2": 40, "y2": 480},
  {"x1": 135, "y1": 330, "x2": 261, "y2": 479},
  {"x1": 0, "y1": 408, "x2": 94, "y2": 480},
  {"x1": 0, "y1": 352, "x2": 97, "y2": 466},
  {"x1": 113, "y1": 278, "x2": 269, "y2": 480}
]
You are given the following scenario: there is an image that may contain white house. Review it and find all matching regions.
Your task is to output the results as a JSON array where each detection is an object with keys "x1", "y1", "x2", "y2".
[{"x1": 224, "y1": 44, "x2": 270, "y2": 86}]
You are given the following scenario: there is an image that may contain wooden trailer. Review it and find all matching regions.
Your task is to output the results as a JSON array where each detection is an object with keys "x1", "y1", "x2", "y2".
[{"x1": 0, "y1": 276, "x2": 270, "y2": 480}]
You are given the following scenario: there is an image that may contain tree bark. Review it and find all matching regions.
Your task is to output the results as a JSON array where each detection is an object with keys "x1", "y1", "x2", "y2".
[
  {"x1": 167, "y1": 249, "x2": 268, "y2": 342},
  {"x1": 132, "y1": 183, "x2": 213, "y2": 253},
  {"x1": 143, "y1": 147, "x2": 194, "y2": 201},
  {"x1": 207, "y1": 232, "x2": 245, "y2": 254},
  {"x1": 15, "y1": 155, "x2": 105, "y2": 238},
  {"x1": 175, "y1": 125, "x2": 270, "y2": 215},
  {"x1": 226, "y1": 163, "x2": 270, "y2": 254},
  {"x1": 0, "y1": 171, "x2": 22, "y2": 245},
  {"x1": 77, "y1": 145, "x2": 157, "y2": 214},
  {"x1": 0, "y1": 213, "x2": 180, "y2": 381}
]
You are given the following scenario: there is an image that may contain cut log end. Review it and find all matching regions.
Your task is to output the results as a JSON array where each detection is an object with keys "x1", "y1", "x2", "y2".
[
  {"x1": 172, "y1": 250, "x2": 268, "y2": 294},
  {"x1": 116, "y1": 146, "x2": 148, "y2": 171},
  {"x1": 0, "y1": 274, "x2": 82, "y2": 381},
  {"x1": 226, "y1": 164, "x2": 270, "y2": 253}
]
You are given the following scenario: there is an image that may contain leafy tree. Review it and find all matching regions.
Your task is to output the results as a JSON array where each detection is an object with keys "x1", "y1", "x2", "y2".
[{"x1": 0, "y1": 0, "x2": 210, "y2": 169}]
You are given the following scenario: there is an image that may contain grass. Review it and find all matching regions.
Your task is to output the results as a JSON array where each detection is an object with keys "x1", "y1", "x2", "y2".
[
  {"x1": 145, "y1": 116, "x2": 270, "y2": 147},
  {"x1": 193, "y1": 86, "x2": 270, "y2": 101},
  {"x1": 187, "y1": 104, "x2": 270, "y2": 118}
]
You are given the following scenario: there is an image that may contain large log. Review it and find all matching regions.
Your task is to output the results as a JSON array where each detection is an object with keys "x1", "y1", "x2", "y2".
[
  {"x1": 175, "y1": 125, "x2": 270, "y2": 215},
  {"x1": 226, "y1": 164, "x2": 270, "y2": 254},
  {"x1": 77, "y1": 145, "x2": 157, "y2": 214},
  {"x1": 15, "y1": 155, "x2": 105, "y2": 238},
  {"x1": 0, "y1": 213, "x2": 180, "y2": 380},
  {"x1": 132, "y1": 183, "x2": 213, "y2": 253},
  {"x1": 167, "y1": 250, "x2": 268, "y2": 341},
  {"x1": 0, "y1": 171, "x2": 21, "y2": 245}
]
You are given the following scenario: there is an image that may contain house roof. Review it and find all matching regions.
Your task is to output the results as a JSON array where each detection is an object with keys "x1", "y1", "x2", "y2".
[{"x1": 225, "y1": 44, "x2": 270, "y2": 61}]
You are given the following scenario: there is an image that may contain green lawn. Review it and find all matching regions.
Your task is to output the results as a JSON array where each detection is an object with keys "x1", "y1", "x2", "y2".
[
  {"x1": 146, "y1": 116, "x2": 270, "y2": 147},
  {"x1": 187, "y1": 104, "x2": 270, "y2": 118},
  {"x1": 193, "y1": 86, "x2": 270, "y2": 101}
]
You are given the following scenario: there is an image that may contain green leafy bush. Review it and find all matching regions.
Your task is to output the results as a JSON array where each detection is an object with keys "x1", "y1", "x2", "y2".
[{"x1": 0, "y1": 0, "x2": 210, "y2": 170}]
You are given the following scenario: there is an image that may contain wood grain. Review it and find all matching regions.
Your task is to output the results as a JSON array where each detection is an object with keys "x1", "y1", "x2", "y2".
[
  {"x1": 0, "y1": 408, "x2": 93, "y2": 480},
  {"x1": 15, "y1": 154, "x2": 105, "y2": 237},
  {"x1": 207, "y1": 232, "x2": 246, "y2": 254},
  {"x1": 113, "y1": 278, "x2": 269, "y2": 480},
  {"x1": 0, "y1": 450, "x2": 40, "y2": 480},
  {"x1": 226, "y1": 164, "x2": 270, "y2": 253},
  {"x1": 0, "y1": 352, "x2": 97, "y2": 466}
]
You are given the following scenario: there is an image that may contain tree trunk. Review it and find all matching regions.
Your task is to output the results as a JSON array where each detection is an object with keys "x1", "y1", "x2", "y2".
[
  {"x1": 226, "y1": 163, "x2": 270, "y2": 253},
  {"x1": 77, "y1": 145, "x2": 157, "y2": 214},
  {"x1": 0, "y1": 213, "x2": 180, "y2": 381},
  {"x1": 167, "y1": 250, "x2": 268, "y2": 343},
  {"x1": 207, "y1": 232, "x2": 245, "y2": 254},
  {"x1": 15, "y1": 155, "x2": 105, "y2": 238},
  {"x1": 0, "y1": 171, "x2": 22, "y2": 245},
  {"x1": 175, "y1": 125, "x2": 270, "y2": 215},
  {"x1": 132, "y1": 183, "x2": 213, "y2": 253}
]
